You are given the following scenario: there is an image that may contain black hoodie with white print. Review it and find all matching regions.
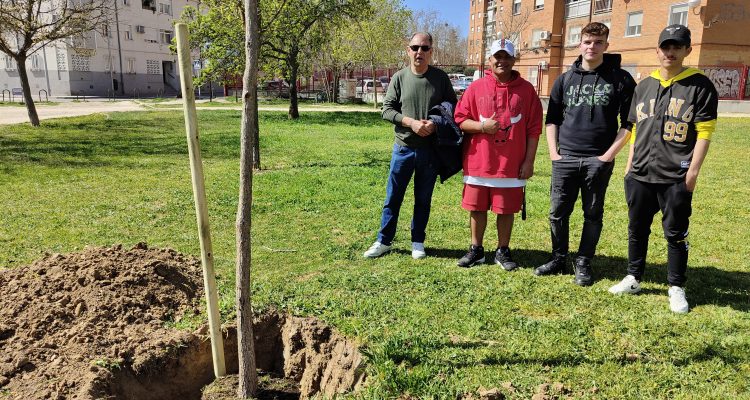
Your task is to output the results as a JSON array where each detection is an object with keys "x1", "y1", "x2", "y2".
[{"x1": 546, "y1": 53, "x2": 637, "y2": 157}]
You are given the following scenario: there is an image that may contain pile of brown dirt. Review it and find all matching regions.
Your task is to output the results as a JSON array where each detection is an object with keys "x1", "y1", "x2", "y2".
[
  {"x1": 0, "y1": 243, "x2": 205, "y2": 399},
  {"x1": 0, "y1": 244, "x2": 365, "y2": 400}
]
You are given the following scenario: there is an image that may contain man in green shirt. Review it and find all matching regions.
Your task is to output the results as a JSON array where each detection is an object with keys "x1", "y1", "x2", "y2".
[{"x1": 363, "y1": 32, "x2": 457, "y2": 260}]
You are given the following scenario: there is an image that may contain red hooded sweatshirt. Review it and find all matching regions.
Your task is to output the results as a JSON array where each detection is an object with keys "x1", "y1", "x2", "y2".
[{"x1": 454, "y1": 70, "x2": 543, "y2": 179}]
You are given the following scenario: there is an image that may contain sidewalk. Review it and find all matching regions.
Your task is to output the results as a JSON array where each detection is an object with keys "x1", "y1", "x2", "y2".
[{"x1": 0, "y1": 99, "x2": 379, "y2": 125}]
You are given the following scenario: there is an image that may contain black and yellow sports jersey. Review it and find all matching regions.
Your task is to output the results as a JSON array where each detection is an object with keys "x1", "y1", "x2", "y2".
[{"x1": 627, "y1": 68, "x2": 718, "y2": 183}]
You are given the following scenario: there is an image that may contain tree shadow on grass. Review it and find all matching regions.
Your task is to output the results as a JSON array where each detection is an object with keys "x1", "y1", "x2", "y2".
[
  {"x1": 423, "y1": 248, "x2": 563, "y2": 271},
  {"x1": 0, "y1": 110, "x2": 389, "y2": 171},
  {"x1": 260, "y1": 111, "x2": 384, "y2": 127}
]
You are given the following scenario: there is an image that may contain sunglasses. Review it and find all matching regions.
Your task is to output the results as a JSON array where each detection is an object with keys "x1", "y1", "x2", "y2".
[{"x1": 408, "y1": 45, "x2": 431, "y2": 52}]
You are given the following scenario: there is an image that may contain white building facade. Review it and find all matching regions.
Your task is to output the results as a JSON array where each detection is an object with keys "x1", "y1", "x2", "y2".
[{"x1": 1, "y1": 0, "x2": 197, "y2": 98}]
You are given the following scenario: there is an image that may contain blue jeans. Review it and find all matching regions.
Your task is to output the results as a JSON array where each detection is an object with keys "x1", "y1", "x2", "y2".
[
  {"x1": 377, "y1": 143, "x2": 438, "y2": 245},
  {"x1": 549, "y1": 155, "x2": 615, "y2": 260}
]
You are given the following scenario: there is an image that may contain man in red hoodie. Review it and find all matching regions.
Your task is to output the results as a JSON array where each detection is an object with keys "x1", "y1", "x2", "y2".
[{"x1": 454, "y1": 39, "x2": 543, "y2": 269}]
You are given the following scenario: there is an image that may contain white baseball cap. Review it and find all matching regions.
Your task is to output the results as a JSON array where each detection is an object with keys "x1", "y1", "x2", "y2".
[{"x1": 487, "y1": 38, "x2": 516, "y2": 58}]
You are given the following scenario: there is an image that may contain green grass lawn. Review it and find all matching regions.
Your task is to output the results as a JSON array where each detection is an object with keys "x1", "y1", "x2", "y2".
[
  {"x1": 143, "y1": 98, "x2": 377, "y2": 111},
  {"x1": 1, "y1": 111, "x2": 749, "y2": 399}
]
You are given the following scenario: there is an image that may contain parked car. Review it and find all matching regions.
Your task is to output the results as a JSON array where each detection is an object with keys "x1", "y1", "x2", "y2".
[
  {"x1": 452, "y1": 78, "x2": 473, "y2": 96},
  {"x1": 356, "y1": 79, "x2": 386, "y2": 95},
  {"x1": 259, "y1": 80, "x2": 290, "y2": 98}
]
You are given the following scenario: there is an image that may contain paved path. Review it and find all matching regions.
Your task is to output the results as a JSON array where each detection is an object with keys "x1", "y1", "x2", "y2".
[
  {"x1": 0, "y1": 101, "x2": 144, "y2": 125},
  {"x1": 0, "y1": 100, "x2": 378, "y2": 125}
]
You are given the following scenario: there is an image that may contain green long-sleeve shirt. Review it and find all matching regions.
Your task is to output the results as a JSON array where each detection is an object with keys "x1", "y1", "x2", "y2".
[{"x1": 381, "y1": 65, "x2": 457, "y2": 148}]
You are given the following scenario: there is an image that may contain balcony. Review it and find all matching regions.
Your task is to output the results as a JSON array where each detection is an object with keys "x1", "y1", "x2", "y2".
[
  {"x1": 594, "y1": 0, "x2": 612, "y2": 14},
  {"x1": 565, "y1": 0, "x2": 591, "y2": 19}
]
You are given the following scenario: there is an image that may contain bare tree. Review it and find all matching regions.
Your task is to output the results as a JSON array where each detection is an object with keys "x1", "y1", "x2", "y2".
[
  {"x1": 496, "y1": 5, "x2": 532, "y2": 54},
  {"x1": 0, "y1": 0, "x2": 107, "y2": 126},
  {"x1": 409, "y1": 9, "x2": 466, "y2": 67},
  {"x1": 237, "y1": 0, "x2": 260, "y2": 396}
]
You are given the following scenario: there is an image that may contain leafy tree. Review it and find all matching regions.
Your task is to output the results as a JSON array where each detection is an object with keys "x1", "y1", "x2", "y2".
[
  {"x1": 347, "y1": 0, "x2": 410, "y2": 108},
  {"x1": 179, "y1": 0, "x2": 244, "y2": 87},
  {"x1": 261, "y1": 0, "x2": 370, "y2": 119},
  {"x1": 0, "y1": 0, "x2": 107, "y2": 126},
  {"x1": 311, "y1": 21, "x2": 355, "y2": 103},
  {"x1": 181, "y1": 0, "x2": 370, "y2": 120}
]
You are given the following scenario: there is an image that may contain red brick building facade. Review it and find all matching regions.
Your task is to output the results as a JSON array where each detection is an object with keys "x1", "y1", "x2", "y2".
[{"x1": 467, "y1": 0, "x2": 750, "y2": 99}]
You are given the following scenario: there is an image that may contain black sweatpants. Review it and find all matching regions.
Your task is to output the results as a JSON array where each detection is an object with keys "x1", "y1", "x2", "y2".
[{"x1": 624, "y1": 174, "x2": 693, "y2": 287}]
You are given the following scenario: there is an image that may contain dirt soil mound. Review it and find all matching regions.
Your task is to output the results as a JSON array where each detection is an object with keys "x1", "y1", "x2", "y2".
[
  {"x1": 1, "y1": 244, "x2": 365, "y2": 400},
  {"x1": 0, "y1": 243, "x2": 204, "y2": 399}
]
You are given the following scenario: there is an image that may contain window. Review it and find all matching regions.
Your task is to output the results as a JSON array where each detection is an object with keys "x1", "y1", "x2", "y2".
[
  {"x1": 593, "y1": 0, "x2": 612, "y2": 14},
  {"x1": 513, "y1": 0, "x2": 521, "y2": 15},
  {"x1": 159, "y1": 29, "x2": 173, "y2": 44},
  {"x1": 531, "y1": 29, "x2": 543, "y2": 48},
  {"x1": 30, "y1": 54, "x2": 42, "y2": 71},
  {"x1": 626, "y1": 11, "x2": 643, "y2": 37},
  {"x1": 104, "y1": 55, "x2": 115, "y2": 71},
  {"x1": 158, "y1": 2, "x2": 171, "y2": 15},
  {"x1": 528, "y1": 67, "x2": 539, "y2": 88},
  {"x1": 472, "y1": 14, "x2": 475, "y2": 21},
  {"x1": 565, "y1": 0, "x2": 591, "y2": 19},
  {"x1": 103, "y1": 24, "x2": 112, "y2": 38},
  {"x1": 567, "y1": 25, "x2": 582, "y2": 45},
  {"x1": 535, "y1": 0, "x2": 544, "y2": 10},
  {"x1": 4, "y1": 55, "x2": 17, "y2": 71},
  {"x1": 669, "y1": 4, "x2": 688, "y2": 26},
  {"x1": 598, "y1": 19, "x2": 611, "y2": 29},
  {"x1": 125, "y1": 27, "x2": 133, "y2": 40},
  {"x1": 122, "y1": 0, "x2": 129, "y2": 5}
]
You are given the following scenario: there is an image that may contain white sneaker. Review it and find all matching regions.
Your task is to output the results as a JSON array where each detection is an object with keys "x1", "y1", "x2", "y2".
[
  {"x1": 411, "y1": 242, "x2": 426, "y2": 259},
  {"x1": 363, "y1": 241, "x2": 391, "y2": 258},
  {"x1": 608, "y1": 275, "x2": 641, "y2": 295},
  {"x1": 668, "y1": 286, "x2": 689, "y2": 314}
]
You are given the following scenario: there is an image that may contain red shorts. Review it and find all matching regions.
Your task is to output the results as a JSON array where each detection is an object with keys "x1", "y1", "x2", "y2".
[{"x1": 461, "y1": 184, "x2": 523, "y2": 214}]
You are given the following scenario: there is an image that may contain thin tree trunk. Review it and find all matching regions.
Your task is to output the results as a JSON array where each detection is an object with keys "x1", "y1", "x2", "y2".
[
  {"x1": 288, "y1": 49, "x2": 300, "y2": 119},
  {"x1": 237, "y1": 0, "x2": 260, "y2": 397},
  {"x1": 371, "y1": 63, "x2": 377, "y2": 109},
  {"x1": 16, "y1": 56, "x2": 40, "y2": 126}
]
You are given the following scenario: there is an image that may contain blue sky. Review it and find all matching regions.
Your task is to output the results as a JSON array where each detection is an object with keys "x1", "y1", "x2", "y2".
[{"x1": 402, "y1": 0, "x2": 470, "y2": 37}]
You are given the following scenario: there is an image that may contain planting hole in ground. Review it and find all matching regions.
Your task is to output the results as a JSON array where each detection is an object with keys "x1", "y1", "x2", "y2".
[{"x1": 0, "y1": 244, "x2": 365, "y2": 400}]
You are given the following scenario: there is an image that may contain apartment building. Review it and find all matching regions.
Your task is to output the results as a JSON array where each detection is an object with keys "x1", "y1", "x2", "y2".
[
  {"x1": 468, "y1": 0, "x2": 750, "y2": 99},
  {"x1": 1, "y1": 0, "x2": 196, "y2": 98}
]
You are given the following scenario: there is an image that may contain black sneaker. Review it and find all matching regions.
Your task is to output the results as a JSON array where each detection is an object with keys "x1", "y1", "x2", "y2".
[
  {"x1": 534, "y1": 255, "x2": 568, "y2": 276},
  {"x1": 573, "y1": 257, "x2": 593, "y2": 286},
  {"x1": 494, "y1": 247, "x2": 518, "y2": 271},
  {"x1": 457, "y1": 245, "x2": 485, "y2": 268}
]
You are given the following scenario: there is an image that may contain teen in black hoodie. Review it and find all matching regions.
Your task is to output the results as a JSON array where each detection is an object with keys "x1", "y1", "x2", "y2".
[{"x1": 535, "y1": 22, "x2": 636, "y2": 285}]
